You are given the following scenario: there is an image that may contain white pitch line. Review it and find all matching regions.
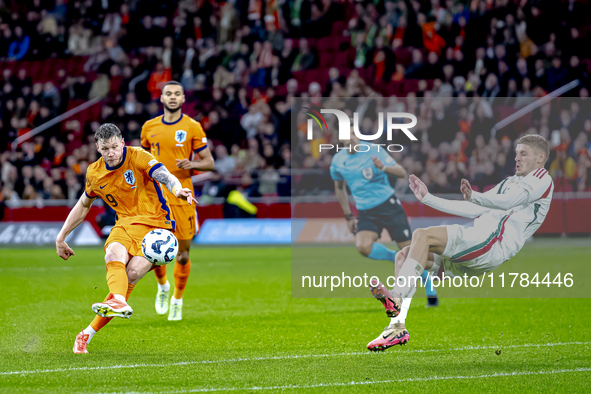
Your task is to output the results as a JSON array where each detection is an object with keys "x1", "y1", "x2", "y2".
[
  {"x1": 0, "y1": 341, "x2": 588, "y2": 377},
  {"x1": 169, "y1": 368, "x2": 591, "y2": 393}
]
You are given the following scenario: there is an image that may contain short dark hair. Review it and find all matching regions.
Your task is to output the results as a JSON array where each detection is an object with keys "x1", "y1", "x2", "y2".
[
  {"x1": 95, "y1": 123, "x2": 122, "y2": 143},
  {"x1": 162, "y1": 80, "x2": 184, "y2": 93}
]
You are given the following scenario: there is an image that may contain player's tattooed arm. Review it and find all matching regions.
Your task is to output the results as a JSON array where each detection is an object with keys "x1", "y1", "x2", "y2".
[
  {"x1": 152, "y1": 166, "x2": 195, "y2": 204},
  {"x1": 152, "y1": 166, "x2": 182, "y2": 194}
]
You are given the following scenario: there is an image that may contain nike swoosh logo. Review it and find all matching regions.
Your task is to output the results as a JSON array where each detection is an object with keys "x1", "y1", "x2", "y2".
[
  {"x1": 100, "y1": 184, "x2": 108, "y2": 189},
  {"x1": 151, "y1": 134, "x2": 158, "y2": 138}
]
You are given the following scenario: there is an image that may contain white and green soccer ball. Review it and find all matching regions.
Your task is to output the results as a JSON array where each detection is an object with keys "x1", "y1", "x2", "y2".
[{"x1": 142, "y1": 229, "x2": 178, "y2": 265}]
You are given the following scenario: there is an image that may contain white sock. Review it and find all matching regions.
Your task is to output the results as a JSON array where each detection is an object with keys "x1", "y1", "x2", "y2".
[
  {"x1": 158, "y1": 281, "x2": 170, "y2": 292},
  {"x1": 171, "y1": 296, "x2": 182, "y2": 305},
  {"x1": 393, "y1": 257, "x2": 424, "y2": 298},
  {"x1": 82, "y1": 326, "x2": 97, "y2": 343},
  {"x1": 113, "y1": 294, "x2": 126, "y2": 302},
  {"x1": 391, "y1": 298, "x2": 412, "y2": 326}
]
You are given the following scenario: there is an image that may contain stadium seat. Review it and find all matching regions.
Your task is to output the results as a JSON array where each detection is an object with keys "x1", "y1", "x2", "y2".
[
  {"x1": 319, "y1": 53, "x2": 334, "y2": 68},
  {"x1": 334, "y1": 51, "x2": 350, "y2": 67},
  {"x1": 331, "y1": 21, "x2": 345, "y2": 36},
  {"x1": 315, "y1": 37, "x2": 335, "y2": 53}
]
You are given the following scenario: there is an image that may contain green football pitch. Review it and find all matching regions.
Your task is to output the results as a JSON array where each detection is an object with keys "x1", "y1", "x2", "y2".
[{"x1": 1, "y1": 240, "x2": 590, "y2": 393}]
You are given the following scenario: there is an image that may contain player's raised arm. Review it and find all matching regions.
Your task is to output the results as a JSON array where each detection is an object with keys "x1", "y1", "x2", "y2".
[
  {"x1": 409, "y1": 174, "x2": 491, "y2": 219},
  {"x1": 151, "y1": 165, "x2": 195, "y2": 205},
  {"x1": 464, "y1": 174, "x2": 550, "y2": 210},
  {"x1": 176, "y1": 145, "x2": 215, "y2": 171},
  {"x1": 56, "y1": 193, "x2": 95, "y2": 260}
]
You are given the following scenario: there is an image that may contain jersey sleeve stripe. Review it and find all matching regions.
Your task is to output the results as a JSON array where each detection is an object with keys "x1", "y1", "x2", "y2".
[
  {"x1": 533, "y1": 168, "x2": 541, "y2": 177},
  {"x1": 537, "y1": 169, "x2": 548, "y2": 179},
  {"x1": 151, "y1": 180, "x2": 175, "y2": 230},
  {"x1": 194, "y1": 145, "x2": 207, "y2": 153},
  {"x1": 148, "y1": 162, "x2": 163, "y2": 178},
  {"x1": 84, "y1": 191, "x2": 96, "y2": 198},
  {"x1": 497, "y1": 178, "x2": 509, "y2": 194}
]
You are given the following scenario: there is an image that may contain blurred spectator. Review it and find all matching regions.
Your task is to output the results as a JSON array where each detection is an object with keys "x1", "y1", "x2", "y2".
[
  {"x1": 0, "y1": 0, "x2": 590, "y2": 205},
  {"x1": 8, "y1": 26, "x2": 30, "y2": 61},
  {"x1": 214, "y1": 145, "x2": 236, "y2": 175}
]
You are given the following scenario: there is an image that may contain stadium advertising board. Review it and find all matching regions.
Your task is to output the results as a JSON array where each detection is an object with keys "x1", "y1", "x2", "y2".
[
  {"x1": 0, "y1": 221, "x2": 101, "y2": 246},
  {"x1": 194, "y1": 219, "x2": 294, "y2": 244}
]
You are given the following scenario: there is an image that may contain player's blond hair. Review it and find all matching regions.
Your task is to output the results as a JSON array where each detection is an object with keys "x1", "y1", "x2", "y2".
[{"x1": 517, "y1": 134, "x2": 549, "y2": 163}]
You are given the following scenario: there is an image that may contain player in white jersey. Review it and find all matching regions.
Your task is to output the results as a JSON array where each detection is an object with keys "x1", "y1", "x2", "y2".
[{"x1": 367, "y1": 134, "x2": 553, "y2": 351}]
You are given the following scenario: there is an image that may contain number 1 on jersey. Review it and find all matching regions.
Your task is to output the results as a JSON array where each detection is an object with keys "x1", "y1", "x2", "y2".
[{"x1": 152, "y1": 142, "x2": 160, "y2": 156}]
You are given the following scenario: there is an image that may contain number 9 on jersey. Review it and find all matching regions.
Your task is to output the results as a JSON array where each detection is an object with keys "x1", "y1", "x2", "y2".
[{"x1": 141, "y1": 229, "x2": 179, "y2": 265}]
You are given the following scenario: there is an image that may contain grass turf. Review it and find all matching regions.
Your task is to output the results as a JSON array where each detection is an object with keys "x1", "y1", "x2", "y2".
[{"x1": 0, "y1": 239, "x2": 590, "y2": 393}]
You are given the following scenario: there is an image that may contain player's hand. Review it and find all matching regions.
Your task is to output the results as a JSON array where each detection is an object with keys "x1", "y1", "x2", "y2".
[
  {"x1": 408, "y1": 174, "x2": 428, "y2": 202},
  {"x1": 175, "y1": 187, "x2": 197, "y2": 205},
  {"x1": 461, "y1": 178, "x2": 473, "y2": 200},
  {"x1": 56, "y1": 239, "x2": 75, "y2": 260},
  {"x1": 176, "y1": 159, "x2": 193, "y2": 170},
  {"x1": 345, "y1": 217, "x2": 358, "y2": 234},
  {"x1": 372, "y1": 156, "x2": 385, "y2": 171}
]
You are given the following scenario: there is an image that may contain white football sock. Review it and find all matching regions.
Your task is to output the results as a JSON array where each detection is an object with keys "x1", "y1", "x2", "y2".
[
  {"x1": 83, "y1": 326, "x2": 97, "y2": 343},
  {"x1": 391, "y1": 298, "x2": 412, "y2": 326},
  {"x1": 113, "y1": 294, "x2": 126, "y2": 302},
  {"x1": 171, "y1": 296, "x2": 182, "y2": 305},
  {"x1": 393, "y1": 258, "x2": 424, "y2": 298},
  {"x1": 158, "y1": 281, "x2": 170, "y2": 292}
]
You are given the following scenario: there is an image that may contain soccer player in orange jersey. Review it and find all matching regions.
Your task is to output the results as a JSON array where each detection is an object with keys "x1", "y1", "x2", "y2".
[
  {"x1": 140, "y1": 81, "x2": 214, "y2": 321},
  {"x1": 56, "y1": 123, "x2": 195, "y2": 353}
]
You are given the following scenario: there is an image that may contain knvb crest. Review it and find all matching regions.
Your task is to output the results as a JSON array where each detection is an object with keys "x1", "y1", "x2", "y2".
[
  {"x1": 175, "y1": 130, "x2": 187, "y2": 143},
  {"x1": 124, "y1": 170, "x2": 135, "y2": 185}
]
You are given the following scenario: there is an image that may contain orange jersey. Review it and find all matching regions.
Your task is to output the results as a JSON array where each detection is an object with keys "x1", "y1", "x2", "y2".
[
  {"x1": 85, "y1": 146, "x2": 175, "y2": 230},
  {"x1": 140, "y1": 114, "x2": 207, "y2": 205}
]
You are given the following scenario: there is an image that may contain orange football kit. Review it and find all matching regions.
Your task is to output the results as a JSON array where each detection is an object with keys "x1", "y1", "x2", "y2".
[
  {"x1": 141, "y1": 114, "x2": 207, "y2": 240},
  {"x1": 84, "y1": 145, "x2": 175, "y2": 333},
  {"x1": 141, "y1": 114, "x2": 207, "y2": 303}
]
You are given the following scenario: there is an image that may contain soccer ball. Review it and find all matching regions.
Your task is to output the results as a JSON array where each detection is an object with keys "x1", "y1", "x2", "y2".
[{"x1": 142, "y1": 229, "x2": 178, "y2": 265}]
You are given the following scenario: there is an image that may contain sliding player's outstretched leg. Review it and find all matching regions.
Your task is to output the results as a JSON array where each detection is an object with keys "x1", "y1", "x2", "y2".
[
  {"x1": 369, "y1": 245, "x2": 412, "y2": 317},
  {"x1": 367, "y1": 322, "x2": 410, "y2": 351},
  {"x1": 367, "y1": 235, "x2": 443, "y2": 351},
  {"x1": 369, "y1": 279, "x2": 402, "y2": 317}
]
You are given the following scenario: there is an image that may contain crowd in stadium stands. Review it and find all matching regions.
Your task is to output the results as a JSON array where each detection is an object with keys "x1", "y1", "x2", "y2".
[{"x1": 1, "y1": 0, "x2": 591, "y2": 208}]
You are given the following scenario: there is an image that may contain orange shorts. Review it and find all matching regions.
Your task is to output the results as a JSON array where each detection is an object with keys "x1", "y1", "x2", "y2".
[
  {"x1": 170, "y1": 203, "x2": 199, "y2": 241},
  {"x1": 105, "y1": 223, "x2": 160, "y2": 258}
]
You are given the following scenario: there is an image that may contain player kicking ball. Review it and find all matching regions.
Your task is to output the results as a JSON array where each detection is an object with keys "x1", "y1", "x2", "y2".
[
  {"x1": 367, "y1": 134, "x2": 553, "y2": 351},
  {"x1": 141, "y1": 81, "x2": 215, "y2": 321},
  {"x1": 331, "y1": 132, "x2": 438, "y2": 306},
  {"x1": 55, "y1": 124, "x2": 194, "y2": 354}
]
